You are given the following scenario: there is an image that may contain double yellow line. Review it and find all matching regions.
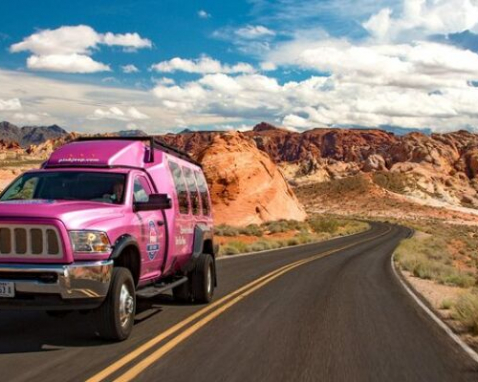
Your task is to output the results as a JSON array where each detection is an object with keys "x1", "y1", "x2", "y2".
[{"x1": 87, "y1": 225, "x2": 391, "y2": 382}]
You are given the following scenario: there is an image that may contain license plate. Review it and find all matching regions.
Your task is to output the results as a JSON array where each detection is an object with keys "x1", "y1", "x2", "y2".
[{"x1": 0, "y1": 282, "x2": 14, "y2": 298}]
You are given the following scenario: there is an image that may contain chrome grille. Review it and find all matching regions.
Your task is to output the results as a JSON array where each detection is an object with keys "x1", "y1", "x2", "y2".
[{"x1": 0, "y1": 225, "x2": 63, "y2": 258}]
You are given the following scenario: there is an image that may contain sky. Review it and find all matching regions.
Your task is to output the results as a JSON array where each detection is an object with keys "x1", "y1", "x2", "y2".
[{"x1": 1, "y1": 0, "x2": 478, "y2": 134}]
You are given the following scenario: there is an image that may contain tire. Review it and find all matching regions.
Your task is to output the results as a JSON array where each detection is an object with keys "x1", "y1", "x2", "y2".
[
  {"x1": 45, "y1": 310, "x2": 72, "y2": 318},
  {"x1": 191, "y1": 254, "x2": 215, "y2": 303},
  {"x1": 94, "y1": 267, "x2": 136, "y2": 341}
]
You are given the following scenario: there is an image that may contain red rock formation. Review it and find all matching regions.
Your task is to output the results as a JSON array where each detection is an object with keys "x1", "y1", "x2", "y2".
[{"x1": 196, "y1": 132, "x2": 307, "y2": 226}]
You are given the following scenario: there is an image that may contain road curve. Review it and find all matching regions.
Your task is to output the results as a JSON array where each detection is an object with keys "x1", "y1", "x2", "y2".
[{"x1": 0, "y1": 223, "x2": 477, "y2": 381}]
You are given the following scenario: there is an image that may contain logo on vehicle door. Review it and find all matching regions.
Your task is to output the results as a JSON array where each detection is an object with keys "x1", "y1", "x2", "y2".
[{"x1": 147, "y1": 220, "x2": 160, "y2": 260}]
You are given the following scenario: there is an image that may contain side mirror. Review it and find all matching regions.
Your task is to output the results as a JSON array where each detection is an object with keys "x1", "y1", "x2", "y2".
[{"x1": 134, "y1": 193, "x2": 172, "y2": 212}]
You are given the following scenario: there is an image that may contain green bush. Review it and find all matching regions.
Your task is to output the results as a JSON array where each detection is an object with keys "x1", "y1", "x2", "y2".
[
  {"x1": 263, "y1": 219, "x2": 307, "y2": 234},
  {"x1": 247, "y1": 240, "x2": 273, "y2": 252},
  {"x1": 219, "y1": 245, "x2": 240, "y2": 256},
  {"x1": 239, "y1": 224, "x2": 264, "y2": 237},
  {"x1": 452, "y1": 292, "x2": 478, "y2": 334},
  {"x1": 215, "y1": 224, "x2": 239, "y2": 237},
  {"x1": 309, "y1": 218, "x2": 340, "y2": 234}
]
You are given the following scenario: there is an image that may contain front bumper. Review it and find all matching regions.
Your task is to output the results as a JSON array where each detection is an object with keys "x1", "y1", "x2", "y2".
[{"x1": 0, "y1": 260, "x2": 113, "y2": 310}]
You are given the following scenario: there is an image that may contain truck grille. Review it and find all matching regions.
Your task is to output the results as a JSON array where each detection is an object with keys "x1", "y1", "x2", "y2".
[{"x1": 0, "y1": 225, "x2": 63, "y2": 258}]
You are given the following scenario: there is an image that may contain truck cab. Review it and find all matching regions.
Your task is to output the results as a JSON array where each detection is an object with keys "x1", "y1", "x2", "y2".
[{"x1": 0, "y1": 137, "x2": 216, "y2": 340}]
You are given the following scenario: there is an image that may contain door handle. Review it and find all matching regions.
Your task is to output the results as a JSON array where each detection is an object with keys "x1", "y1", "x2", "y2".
[{"x1": 157, "y1": 221, "x2": 164, "y2": 227}]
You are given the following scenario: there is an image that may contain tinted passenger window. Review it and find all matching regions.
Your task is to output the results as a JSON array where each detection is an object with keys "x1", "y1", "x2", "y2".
[
  {"x1": 183, "y1": 167, "x2": 200, "y2": 216},
  {"x1": 194, "y1": 171, "x2": 211, "y2": 216},
  {"x1": 168, "y1": 161, "x2": 189, "y2": 214}
]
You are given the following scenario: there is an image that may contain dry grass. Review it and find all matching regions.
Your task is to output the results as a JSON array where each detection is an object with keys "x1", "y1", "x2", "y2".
[
  {"x1": 217, "y1": 216, "x2": 369, "y2": 256},
  {"x1": 395, "y1": 236, "x2": 476, "y2": 288},
  {"x1": 452, "y1": 291, "x2": 478, "y2": 334},
  {"x1": 394, "y1": 218, "x2": 478, "y2": 338}
]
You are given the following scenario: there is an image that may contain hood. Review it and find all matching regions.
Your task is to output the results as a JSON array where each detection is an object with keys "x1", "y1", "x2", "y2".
[{"x1": 0, "y1": 200, "x2": 125, "y2": 230}]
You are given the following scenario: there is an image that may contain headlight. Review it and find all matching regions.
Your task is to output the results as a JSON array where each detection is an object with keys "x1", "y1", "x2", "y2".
[{"x1": 69, "y1": 231, "x2": 111, "y2": 253}]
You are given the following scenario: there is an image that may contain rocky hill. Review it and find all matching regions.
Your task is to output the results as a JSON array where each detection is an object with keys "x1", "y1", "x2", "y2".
[
  {"x1": 0, "y1": 121, "x2": 68, "y2": 147},
  {"x1": 160, "y1": 122, "x2": 478, "y2": 212},
  {"x1": 197, "y1": 132, "x2": 307, "y2": 225}
]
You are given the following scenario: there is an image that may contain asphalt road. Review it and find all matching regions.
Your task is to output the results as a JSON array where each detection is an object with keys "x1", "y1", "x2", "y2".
[{"x1": 0, "y1": 223, "x2": 477, "y2": 381}]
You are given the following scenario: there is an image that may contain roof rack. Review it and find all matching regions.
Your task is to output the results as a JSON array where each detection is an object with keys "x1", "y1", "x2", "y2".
[{"x1": 75, "y1": 136, "x2": 201, "y2": 166}]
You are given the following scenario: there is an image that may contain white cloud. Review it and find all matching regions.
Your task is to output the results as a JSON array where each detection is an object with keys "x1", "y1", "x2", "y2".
[
  {"x1": 364, "y1": 0, "x2": 478, "y2": 41},
  {"x1": 11, "y1": 113, "x2": 42, "y2": 123},
  {"x1": 102, "y1": 32, "x2": 151, "y2": 49},
  {"x1": 153, "y1": 77, "x2": 175, "y2": 85},
  {"x1": 10, "y1": 25, "x2": 151, "y2": 73},
  {"x1": 121, "y1": 64, "x2": 139, "y2": 73},
  {"x1": 260, "y1": 61, "x2": 277, "y2": 71},
  {"x1": 27, "y1": 54, "x2": 111, "y2": 73},
  {"x1": 0, "y1": 68, "x2": 233, "y2": 133},
  {"x1": 0, "y1": 98, "x2": 22, "y2": 111},
  {"x1": 88, "y1": 106, "x2": 150, "y2": 121},
  {"x1": 198, "y1": 10, "x2": 211, "y2": 19},
  {"x1": 151, "y1": 56, "x2": 255, "y2": 74},
  {"x1": 267, "y1": 38, "x2": 478, "y2": 90},
  {"x1": 10, "y1": 25, "x2": 100, "y2": 55},
  {"x1": 235, "y1": 25, "x2": 275, "y2": 39}
]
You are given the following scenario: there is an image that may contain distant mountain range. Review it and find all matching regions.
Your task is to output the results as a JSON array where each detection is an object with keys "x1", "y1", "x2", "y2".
[
  {"x1": 0, "y1": 121, "x2": 148, "y2": 146},
  {"x1": 0, "y1": 121, "x2": 68, "y2": 147}
]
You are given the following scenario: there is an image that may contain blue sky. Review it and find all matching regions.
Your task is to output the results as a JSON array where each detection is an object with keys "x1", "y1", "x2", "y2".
[{"x1": 1, "y1": 0, "x2": 478, "y2": 133}]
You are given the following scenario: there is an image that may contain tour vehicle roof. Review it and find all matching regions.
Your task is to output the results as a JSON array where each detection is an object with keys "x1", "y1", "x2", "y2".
[{"x1": 44, "y1": 136, "x2": 201, "y2": 169}]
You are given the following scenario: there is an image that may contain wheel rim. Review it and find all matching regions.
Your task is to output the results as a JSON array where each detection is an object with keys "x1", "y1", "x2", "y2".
[
  {"x1": 119, "y1": 284, "x2": 134, "y2": 328},
  {"x1": 206, "y1": 263, "x2": 213, "y2": 296}
]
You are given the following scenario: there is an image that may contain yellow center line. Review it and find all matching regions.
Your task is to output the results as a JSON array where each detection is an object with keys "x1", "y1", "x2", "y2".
[{"x1": 88, "y1": 226, "x2": 391, "y2": 382}]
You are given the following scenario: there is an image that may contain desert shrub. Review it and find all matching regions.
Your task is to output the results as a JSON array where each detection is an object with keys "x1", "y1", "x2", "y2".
[
  {"x1": 247, "y1": 240, "x2": 273, "y2": 252},
  {"x1": 440, "y1": 299, "x2": 453, "y2": 310},
  {"x1": 276, "y1": 240, "x2": 288, "y2": 248},
  {"x1": 239, "y1": 224, "x2": 264, "y2": 237},
  {"x1": 287, "y1": 238, "x2": 300, "y2": 246},
  {"x1": 215, "y1": 224, "x2": 239, "y2": 237},
  {"x1": 309, "y1": 217, "x2": 340, "y2": 234},
  {"x1": 372, "y1": 172, "x2": 413, "y2": 194},
  {"x1": 439, "y1": 273, "x2": 476, "y2": 288},
  {"x1": 452, "y1": 292, "x2": 478, "y2": 334},
  {"x1": 263, "y1": 219, "x2": 308, "y2": 234},
  {"x1": 297, "y1": 233, "x2": 314, "y2": 244},
  {"x1": 226, "y1": 240, "x2": 248, "y2": 253},
  {"x1": 395, "y1": 237, "x2": 476, "y2": 288},
  {"x1": 219, "y1": 245, "x2": 240, "y2": 256}
]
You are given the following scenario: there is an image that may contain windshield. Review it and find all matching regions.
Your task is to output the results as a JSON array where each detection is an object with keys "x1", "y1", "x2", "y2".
[{"x1": 0, "y1": 171, "x2": 126, "y2": 204}]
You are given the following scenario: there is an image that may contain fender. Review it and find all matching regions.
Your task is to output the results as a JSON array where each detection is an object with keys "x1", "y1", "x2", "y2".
[
  {"x1": 110, "y1": 234, "x2": 140, "y2": 259},
  {"x1": 182, "y1": 224, "x2": 216, "y2": 278}
]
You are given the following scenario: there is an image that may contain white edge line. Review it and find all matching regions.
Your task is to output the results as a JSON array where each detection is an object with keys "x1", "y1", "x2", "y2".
[
  {"x1": 217, "y1": 226, "x2": 372, "y2": 262},
  {"x1": 391, "y1": 248, "x2": 478, "y2": 364}
]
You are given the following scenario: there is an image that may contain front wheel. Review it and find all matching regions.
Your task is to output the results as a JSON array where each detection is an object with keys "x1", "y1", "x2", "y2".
[{"x1": 94, "y1": 267, "x2": 136, "y2": 341}]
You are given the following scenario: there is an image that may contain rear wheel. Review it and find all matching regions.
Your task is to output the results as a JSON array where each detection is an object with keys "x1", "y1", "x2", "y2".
[
  {"x1": 94, "y1": 267, "x2": 136, "y2": 341},
  {"x1": 191, "y1": 254, "x2": 215, "y2": 303}
]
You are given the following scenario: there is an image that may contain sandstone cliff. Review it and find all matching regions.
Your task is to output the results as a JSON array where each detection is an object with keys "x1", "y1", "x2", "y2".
[{"x1": 196, "y1": 132, "x2": 307, "y2": 225}]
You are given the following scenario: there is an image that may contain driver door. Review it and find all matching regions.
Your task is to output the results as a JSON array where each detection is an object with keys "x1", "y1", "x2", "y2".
[{"x1": 132, "y1": 175, "x2": 166, "y2": 279}]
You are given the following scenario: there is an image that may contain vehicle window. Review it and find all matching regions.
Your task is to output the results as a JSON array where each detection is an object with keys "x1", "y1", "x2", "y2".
[
  {"x1": 133, "y1": 176, "x2": 151, "y2": 203},
  {"x1": 0, "y1": 172, "x2": 126, "y2": 204},
  {"x1": 183, "y1": 167, "x2": 200, "y2": 216},
  {"x1": 168, "y1": 161, "x2": 189, "y2": 214},
  {"x1": 194, "y1": 171, "x2": 211, "y2": 216}
]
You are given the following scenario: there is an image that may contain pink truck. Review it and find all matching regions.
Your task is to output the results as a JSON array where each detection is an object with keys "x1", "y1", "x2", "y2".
[{"x1": 0, "y1": 137, "x2": 216, "y2": 340}]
